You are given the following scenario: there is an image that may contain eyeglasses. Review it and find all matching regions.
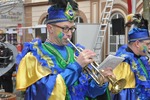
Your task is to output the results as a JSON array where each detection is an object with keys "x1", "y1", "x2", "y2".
[
  {"x1": 52, "y1": 24, "x2": 76, "y2": 33},
  {"x1": 141, "y1": 41, "x2": 150, "y2": 46},
  {"x1": 144, "y1": 42, "x2": 150, "y2": 46}
]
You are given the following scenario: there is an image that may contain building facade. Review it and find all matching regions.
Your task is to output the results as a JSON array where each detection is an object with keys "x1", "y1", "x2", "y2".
[{"x1": 23, "y1": 0, "x2": 143, "y2": 59}]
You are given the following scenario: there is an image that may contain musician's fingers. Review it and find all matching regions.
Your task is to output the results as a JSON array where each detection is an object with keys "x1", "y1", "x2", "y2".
[
  {"x1": 105, "y1": 67, "x2": 113, "y2": 71},
  {"x1": 85, "y1": 50, "x2": 96, "y2": 58}
]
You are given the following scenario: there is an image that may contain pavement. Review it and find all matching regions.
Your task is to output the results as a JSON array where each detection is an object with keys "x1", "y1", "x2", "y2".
[
  {"x1": 0, "y1": 78, "x2": 24, "y2": 100},
  {"x1": 12, "y1": 77, "x2": 24, "y2": 100}
]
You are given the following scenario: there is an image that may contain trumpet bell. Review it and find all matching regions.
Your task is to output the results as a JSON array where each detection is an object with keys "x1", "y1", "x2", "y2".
[{"x1": 109, "y1": 77, "x2": 126, "y2": 94}]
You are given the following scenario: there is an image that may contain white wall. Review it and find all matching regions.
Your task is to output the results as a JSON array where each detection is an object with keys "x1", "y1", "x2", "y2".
[
  {"x1": 32, "y1": 0, "x2": 47, "y2": 3},
  {"x1": 74, "y1": 23, "x2": 100, "y2": 50}
]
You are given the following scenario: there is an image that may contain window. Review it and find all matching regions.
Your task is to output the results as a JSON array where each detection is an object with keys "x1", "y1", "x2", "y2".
[
  {"x1": 74, "y1": 16, "x2": 84, "y2": 23},
  {"x1": 34, "y1": 18, "x2": 47, "y2": 42},
  {"x1": 108, "y1": 13, "x2": 125, "y2": 55},
  {"x1": 35, "y1": 28, "x2": 47, "y2": 43}
]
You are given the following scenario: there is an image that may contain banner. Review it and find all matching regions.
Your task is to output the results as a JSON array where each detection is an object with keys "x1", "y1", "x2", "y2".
[{"x1": 127, "y1": 0, "x2": 132, "y2": 14}]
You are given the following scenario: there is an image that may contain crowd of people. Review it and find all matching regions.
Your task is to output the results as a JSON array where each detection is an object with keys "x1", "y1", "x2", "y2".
[{"x1": 0, "y1": 0, "x2": 149, "y2": 100}]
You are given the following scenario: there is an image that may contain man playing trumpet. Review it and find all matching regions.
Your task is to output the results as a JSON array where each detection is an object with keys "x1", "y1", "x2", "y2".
[
  {"x1": 16, "y1": 0, "x2": 115, "y2": 100},
  {"x1": 112, "y1": 14, "x2": 150, "y2": 100}
]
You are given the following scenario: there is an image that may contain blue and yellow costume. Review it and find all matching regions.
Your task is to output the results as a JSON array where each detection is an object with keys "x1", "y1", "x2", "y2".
[
  {"x1": 16, "y1": 0, "x2": 109, "y2": 99},
  {"x1": 16, "y1": 39, "x2": 108, "y2": 100},
  {"x1": 112, "y1": 28, "x2": 150, "y2": 100}
]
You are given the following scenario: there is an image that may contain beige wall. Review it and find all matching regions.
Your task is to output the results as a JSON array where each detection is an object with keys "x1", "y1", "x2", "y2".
[
  {"x1": 25, "y1": 0, "x2": 144, "y2": 26},
  {"x1": 28, "y1": 1, "x2": 91, "y2": 25},
  {"x1": 32, "y1": 6, "x2": 48, "y2": 25},
  {"x1": 78, "y1": 1, "x2": 91, "y2": 23}
]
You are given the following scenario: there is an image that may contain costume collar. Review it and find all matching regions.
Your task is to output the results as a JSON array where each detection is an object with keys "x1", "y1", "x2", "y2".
[{"x1": 126, "y1": 46, "x2": 141, "y2": 58}]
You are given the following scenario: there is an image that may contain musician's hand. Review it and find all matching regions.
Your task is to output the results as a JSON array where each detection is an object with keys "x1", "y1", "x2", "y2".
[
  {"x1": 76, "y1": 49, "x2": 96, "y2": 68},
  {"x1": 98, "y1": 67, "x2": 115, "y2": 84}
]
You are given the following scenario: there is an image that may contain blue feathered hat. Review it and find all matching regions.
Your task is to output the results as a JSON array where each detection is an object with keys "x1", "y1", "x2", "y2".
[
  {"x1": 128, "y1": 27, "x2": 150, "y2": 42},
  {"x1": 46, "y1": 0, "x2": 78, "y2": 24}
]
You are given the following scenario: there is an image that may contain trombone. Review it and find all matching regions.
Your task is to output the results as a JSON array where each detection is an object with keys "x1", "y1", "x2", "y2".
[{"x1": 67, "y1": 38, "x2": 126, "y2": 94}]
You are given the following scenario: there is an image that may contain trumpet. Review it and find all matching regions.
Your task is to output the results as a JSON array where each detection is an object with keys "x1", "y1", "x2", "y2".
[{"x1": 67, "y1": 38, "x2": 126, "y2": 94}]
